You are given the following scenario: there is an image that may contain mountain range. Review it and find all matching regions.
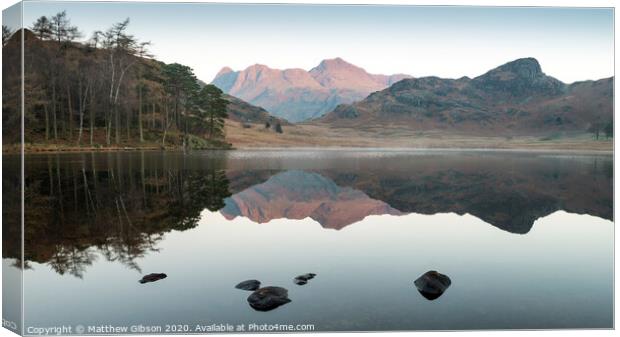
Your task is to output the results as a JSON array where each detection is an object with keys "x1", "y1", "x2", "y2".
[
  {"x1": 320, "y1": 58, "x2": 613, "y2": 134},
  {"x1": 212, "y1": 58, "x2": 410, "y2": 122}
]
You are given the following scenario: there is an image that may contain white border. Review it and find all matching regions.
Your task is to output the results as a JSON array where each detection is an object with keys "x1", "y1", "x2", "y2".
[{"x1": 0, "y1": 1, "x2": 616, "y2": 337}]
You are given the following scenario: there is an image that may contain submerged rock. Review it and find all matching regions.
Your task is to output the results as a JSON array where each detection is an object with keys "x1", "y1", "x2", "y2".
[
  {"x1": 414, "y1": 270, "x2": 451, "y2": 301},
  {"x1": 235, "y1": 279, "x2": 261, "y2": 291},
  {"x1": 139, "y1": 273, "x2": 167, "y2": 284},
  {"x1": 294, "y1": 273, "x2": 316, "y2": 285},
  {"x1": 247, "y1": 286, "x2": 291, "y2": 311}
]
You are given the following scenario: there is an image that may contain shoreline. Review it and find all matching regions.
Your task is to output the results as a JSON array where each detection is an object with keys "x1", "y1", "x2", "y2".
[
  {"x1": 3, "y1": 146, "x2": 173, "y2": 155},
  {"x1": 3, "y1": 144, "x2": 613, "y2": 155},
  {"x1": 232, "y1": 146, "x2": 614, "y2": 155},
  {"x1": 11, "y1": 123, "x2": 612, "y2": 155}
]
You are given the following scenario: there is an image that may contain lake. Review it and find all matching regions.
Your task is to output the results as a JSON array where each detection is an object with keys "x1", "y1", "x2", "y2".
[{"x1": 2, "y1": 150, "x2": 614, "y2": 333}]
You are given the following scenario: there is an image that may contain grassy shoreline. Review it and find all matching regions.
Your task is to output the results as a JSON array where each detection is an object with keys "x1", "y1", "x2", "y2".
[
  {"x1": 3, "y1": 121, "x2": 613, "y2": 154},
  {"x1": 233, "y1": 146, "x2": 614, "y2": 155},
  {"x1": 225, "y1": 121, "x2": 614, "y2": 153},
  {"x1": 3, "y1": 143, "x2": 613, "y2": 155},
  {"x1": 2, "y1": 144, "x2": 232, "y2": 154}
]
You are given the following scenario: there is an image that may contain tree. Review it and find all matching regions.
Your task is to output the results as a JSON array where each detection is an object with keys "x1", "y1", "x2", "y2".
[
  {"x1": 2, "y1": 25, "x2": 13, "y2": 46},
  {"x1": 588, "y1": 121, "x2": 602, "y2": 140},
  {"x1": 38, "y1": 11, "x2": 82, "y2": 142},
  {"x1": 135, "y1": 42, "x2": 153, "y2": 142},
  {"x1": 194, "y1": 85, "x2": 229, "y2": 140},
  {"x1": 604, "y1": 121, "x2": 613, "y2": 139},
  {"x1": 275, "y1": 122, "x2": 283, "y2": 134},
  {"x1": 99, "y1": 18, "x2": 141, "y2": 144},
  {"x1": 50, "y1": 11, "x2": 80, "y2": 44},
  {"x1": 162, "y1": 63, "x2": 200, "y2": 145},
  {"x1": 75, "y1": 54, "x2": 96, "y2": 145},
  {"x1": 31, "y1": 16, "x2": 52, "y2": 40}
]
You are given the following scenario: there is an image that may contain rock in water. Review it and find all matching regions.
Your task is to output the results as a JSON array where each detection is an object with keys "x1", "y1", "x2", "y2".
[
  {"x1": 247, "y1": 287, "x2": 291, "y2": 311},
  {"x1": 139, "y1": 273, "x2": 167, "y2": 284},
  {"x1": 294, "y1": 273, "x2": 316, "y2": 285},
  {"x1": 235, "y1": 280, "x2": 261, "y2": 291},
  {"x1": 293, "y1": 278, "x2": 307, "y2": 285},
  {"x1": 298, "y1": 273, "x2": 316, "y2": 280},
  {"x1": 414, "y1": 271, "x2": 451, "y2": 300}
]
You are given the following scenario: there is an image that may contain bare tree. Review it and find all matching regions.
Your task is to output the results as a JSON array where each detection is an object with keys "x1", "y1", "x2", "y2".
[
  {"x1": 135, "y1": 41, "x2": 153, "y2": 142},
  {"x1": 2, "y1": 25, "x2": 13, "y2": 46},
  {"x1": 100, "y1": 19, "x2": 140, "y2": 144}
]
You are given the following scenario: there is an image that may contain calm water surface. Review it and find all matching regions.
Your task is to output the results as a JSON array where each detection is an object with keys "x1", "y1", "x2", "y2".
[{"x1": 2, "y1": 150, "x2": 614, "y2": 332}]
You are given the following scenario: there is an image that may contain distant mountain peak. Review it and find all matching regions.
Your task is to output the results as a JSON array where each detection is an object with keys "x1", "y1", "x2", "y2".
[
  {"x1": 215, "y1": 66, "x2": 234, "y2": 77},
  {"x1": 249, "y1": 63, "x2": 270, "y2": 70},
  {"x1": 309, "y1": 57, "x2": 411, "y2": 94},
  {"x1": 315, "y1": 57, "x2": 356, "y2": 68},
  {"x1": 322, "y1": 57, "x2": 346, "y2": 64},
  {"x1": 311, "y1": 57, "x2": 367, "y2": 74},
  {"x1": 481, "y1": 57, "x2": 543, "y2": 80},
  {"x1": 473, "y1": 57, "x2": 564, "y2": 96},
  {"x1": 240, "y1": 64, "x2": 274, "y2": 76},
  {"x1": 508, "y1": 57, "x2": 541, "y2": 69}
]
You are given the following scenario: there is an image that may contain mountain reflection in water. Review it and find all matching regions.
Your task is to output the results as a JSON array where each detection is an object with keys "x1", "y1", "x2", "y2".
[
  {"x1": 221, "y1": 170, "x2": 402, "y2": 230},
  {"x1": 2, "y1": 150, "x2": 612, "y2": 278}
]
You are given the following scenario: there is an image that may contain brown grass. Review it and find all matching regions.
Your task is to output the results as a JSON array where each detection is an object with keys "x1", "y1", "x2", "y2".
[
  {"x1": 225, "y1": 120, "x2": 613, "y2": 152},
  {"x1": 7, "y1": 121, "x2": 612, "y2": 154}
]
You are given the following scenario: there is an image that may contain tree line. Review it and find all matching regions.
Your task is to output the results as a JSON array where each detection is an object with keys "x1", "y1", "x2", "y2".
[
  {"x1": 2, "y1": 11, "x2": 230, "y2": 149},
  {"x1": 588, "y1": 119, "x2": 613, "y2": 140}
]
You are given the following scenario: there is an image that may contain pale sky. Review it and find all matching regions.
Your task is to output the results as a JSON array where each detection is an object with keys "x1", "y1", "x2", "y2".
[{"x1": 16, "y1": 1, "x2": 615, "y2": 83}]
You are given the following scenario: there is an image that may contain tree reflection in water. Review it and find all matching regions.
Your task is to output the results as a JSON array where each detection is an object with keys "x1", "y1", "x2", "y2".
[{"x1": 4, "y1": 152, "x2": 231, "y2": 278}]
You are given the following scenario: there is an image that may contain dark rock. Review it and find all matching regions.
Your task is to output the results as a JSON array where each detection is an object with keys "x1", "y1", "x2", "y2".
[
  {"x1": 139, "y1": 273, "x2": 167, "y2": 284},
  {"x1": 296, "y1": 273, "x2": 316, "y2": 281},
  {"x1": 414, "y1": 270, "x2": 451, "y2": 301},
  {"x1": 235, "y1": 279, "x2": 261, "y2": 291},
  {"x1": 247, "y1": 286, "x2": 291, "y2": 311},
  {"x1": 294, "y1": 273, "x2": 316, "y2": 286},
  {"x1": 293, "y1": 278, "x2": 307, "y2": 286}
]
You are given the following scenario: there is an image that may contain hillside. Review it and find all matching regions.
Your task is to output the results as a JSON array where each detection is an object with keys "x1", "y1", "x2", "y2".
[
  {"x1": 224, "y1": 94, "x2": 288, "y2": 125},
  {"x1": 319, "y1": 58, "x2": 613, "y2": 135},
  {"x1": 211, "y1": 58, "x2": 411, "y2": 122}
]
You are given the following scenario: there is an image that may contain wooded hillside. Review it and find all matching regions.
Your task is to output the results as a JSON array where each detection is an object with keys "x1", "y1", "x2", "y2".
[{"x1": 3, "y1": 12, "x2": 231, "y2": 150}]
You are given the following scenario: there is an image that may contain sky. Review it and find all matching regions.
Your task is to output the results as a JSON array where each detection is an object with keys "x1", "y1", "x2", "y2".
[{"x1": 15, "y1": 1, "x2": 615, "y2": 83}]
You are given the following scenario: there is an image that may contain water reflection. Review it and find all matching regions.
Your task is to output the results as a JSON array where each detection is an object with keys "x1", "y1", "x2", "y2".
[
  {"x1": 224, "y1": 156, "x2": 612, "y2": 233},
  {"x1": 2, "y1": 151, "x2": 613, "y2": 279},
  {"x1": 5, "y1": 152, "x2": 232, "y2": 277},
  {"x1": 222, "y1": 170, "x2": 401, "y2": 229}
]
